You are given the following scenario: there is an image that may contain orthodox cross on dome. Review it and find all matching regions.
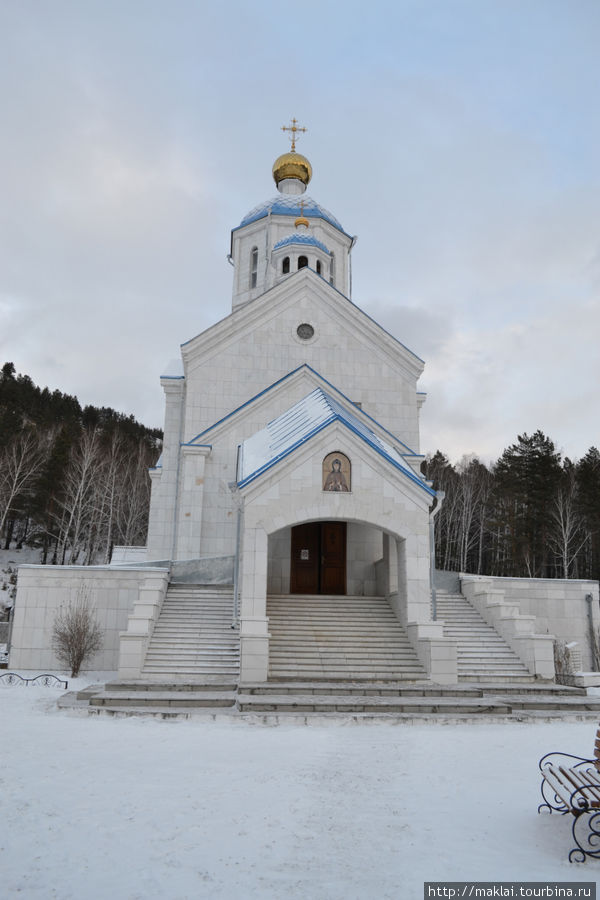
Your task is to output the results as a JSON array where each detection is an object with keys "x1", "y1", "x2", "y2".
[
  {"x1": 295, "y1": 199, "x2": 309, "y2": 228},
  {"x1": 281, "y1": 117, "x2": 307, "y2": 152}
]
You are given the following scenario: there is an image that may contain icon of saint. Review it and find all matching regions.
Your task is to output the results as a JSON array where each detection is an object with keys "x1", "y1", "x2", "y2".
[{"x1": 323, "y1": 458, "x2": 349, "y2": 492}]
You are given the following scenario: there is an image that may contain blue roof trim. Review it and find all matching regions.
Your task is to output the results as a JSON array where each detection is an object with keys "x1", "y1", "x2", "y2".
[
  {"x1": 237, "y1": 390, "x2": 435, "y2": 497},
  {"x1": 235, "y1": 195, "x2": 348, "y2": 236},
  {"x1": 186, "y1": 362, "x2": 418, "y2": 457},
  {"x1": 273, "y1": 234, "x2": 330, "y2": 254}
]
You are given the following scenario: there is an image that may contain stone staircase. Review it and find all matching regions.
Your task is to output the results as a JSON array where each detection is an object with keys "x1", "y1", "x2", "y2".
[
  {"x1": 434, "y1": 589, "x2": 534, "y2": 682},
  {"x1": 266, "y1": 594, "x2": 427, "y2": 681},
  {"x1": 73, "y1": 679, "x2": 600, "y2": 721},
  {"x1": 141, "y1": 584, "x2": 239, "y2": 678},
  {"x1": 68, "y1": 582, "x2": 600, "y2": 720}
]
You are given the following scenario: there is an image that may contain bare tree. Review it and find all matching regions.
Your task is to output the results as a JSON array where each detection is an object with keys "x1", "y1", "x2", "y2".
[
  {"x1": 52, "y1": 430, "x2": 104, "y2": 564},
  {"x1": 114, "y1": 439, "x2": 153, "y2": 549},
  {"x1": 51, "y1": 582, "x2": 103, "y2": 676},
  {"x1": 0, "y1": 430, "x2": 48, "y2": 540},
  {"x1": 548, "y1": 468, "x2": 587, "y2": 577}
]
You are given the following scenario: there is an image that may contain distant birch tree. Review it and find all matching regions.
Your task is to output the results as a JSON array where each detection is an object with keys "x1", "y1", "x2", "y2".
[{"x1": 0, "y1": 430, "x2": 48, "y2": 540}]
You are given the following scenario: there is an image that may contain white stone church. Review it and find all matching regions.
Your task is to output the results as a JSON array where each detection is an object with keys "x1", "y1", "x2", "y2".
[
  {"x1": 143, "y1": 131, "x2": 444, "y2": 683},
  {"x1": 9, "y1": 126, "x2": 599, "y2": 694}
]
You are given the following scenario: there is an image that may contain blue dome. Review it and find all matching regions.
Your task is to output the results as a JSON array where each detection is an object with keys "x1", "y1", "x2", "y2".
[
  {"x1": 238, "y1": 195, "x2": 344, "y2": 232},
  {"x1": 273, "y1": 233, "x2": 330, "y2": 254}
]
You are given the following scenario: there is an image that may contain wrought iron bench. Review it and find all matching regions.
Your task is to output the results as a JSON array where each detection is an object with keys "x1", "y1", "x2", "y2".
[{"x1": 538, "y1": 726, "x2": 600, "y2": 862}]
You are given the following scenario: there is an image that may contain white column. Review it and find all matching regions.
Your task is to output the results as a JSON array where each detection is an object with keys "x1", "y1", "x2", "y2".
[
  {"x1": 382, "y1": 533, "x2": 399, "y2": 596},
  {"x1": 176, "y1": 445, "x2": 211, "y2": 560},
  {"x1": 239, "y1": 525, "x2": 270, "y2": 683},
  {"x1": 146, "y1": 377, "x2": 185, "y2": 560}
]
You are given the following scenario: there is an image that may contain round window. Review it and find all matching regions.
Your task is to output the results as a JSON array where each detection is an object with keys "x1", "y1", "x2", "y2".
[{"x1": 296, "y1": 323, "x2": 315, "y2": 340}]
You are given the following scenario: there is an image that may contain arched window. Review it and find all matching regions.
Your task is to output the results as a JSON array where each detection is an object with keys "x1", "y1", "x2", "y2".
[
  {"x1": 316, "y1": 260, "x2": 322, "y2": 276},
  {"x1": 329, "y1": 252, "x2": 335, "y2": 286},
  {"x1": 298, "y1": 255, "x2": 308, "y2": 270},
  {"x1": 250, "y1": 247, "x2": 258, "y2": 288},
  {"x1": 282, "y1": 256, "x2": 290, "y2": 274}
]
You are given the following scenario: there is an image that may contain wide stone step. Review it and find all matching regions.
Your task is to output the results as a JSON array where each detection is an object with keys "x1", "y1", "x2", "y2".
[
  {"x1": 269, "y1": 634, "x2": 414, "y2": 642},
  {"x1": 81, "y1": 679, "x2": 600, "y2": 720},
  {"x1": 269, "y1": 651, "x2": 420, "y2": 659},
  {"x1": 152, "y1": 634, "x2": 238, "y2": 647},
  {"x1": 144, "y1": 640, "x2": 238, "y2": 647},
  {"x1": 144, "y1": 666, "x2": 240, "y2": 673},
  {"x1": 243, "y1": 681, "x2": 579, "y2": 697},
  {"x1": 157, "y1": 616, "x2": 234, "y2": 622},
  {"x1": 269, "y1": 663, "x2": 423, "y2": 672},
  {"x1": 90, "y1": 690, "x2": 236, "y2": 709},
  {"x1": 457, "y1": 674, "x2": 536, "y2": 683},
  {"x1": 145, "y1": 653, "x2": 239, "y2": 661},
  {"x1": 104, "y1": 679, "x2": 237, "y2": 692},
  {"x1": 147, "y1": 651, "x2": 239, "y2": 658},
  {"x1": 237, "y1": 694, "x2": 516, "y2": 714}
]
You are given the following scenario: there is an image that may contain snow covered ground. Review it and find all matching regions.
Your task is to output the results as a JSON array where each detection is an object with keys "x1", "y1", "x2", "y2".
[{"x1": 1, "y1": 677, "x2": 599, "y2": 899}]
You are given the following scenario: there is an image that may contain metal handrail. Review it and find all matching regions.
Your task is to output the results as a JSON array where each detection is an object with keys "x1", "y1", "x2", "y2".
[{"x1": 0, "y1": 672, "x2": 68, "y2": 689}]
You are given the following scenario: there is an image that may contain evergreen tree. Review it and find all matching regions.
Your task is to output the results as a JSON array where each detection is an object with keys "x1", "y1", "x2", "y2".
[
  {"x1": 490, "y1": 431, "x2": 562, "y2": 576},
  {"x1": 576, "y1": 447, "x2": 600, "y2": 580}
]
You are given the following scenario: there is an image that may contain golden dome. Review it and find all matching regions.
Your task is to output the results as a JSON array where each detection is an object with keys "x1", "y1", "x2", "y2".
[{"x1": 272, "y1": 152, "x2": 312, "y2": 187}]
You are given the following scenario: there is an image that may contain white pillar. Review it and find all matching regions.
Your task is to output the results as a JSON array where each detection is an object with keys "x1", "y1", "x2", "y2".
[
  {"x1": 382, "y1": 533, "x2": 399, "y2": 596},
  {"x1": 176, "y1": 445, "x2": 211, "y2": 560},
  {"x1": 146, "y1": 377, "x2": 185, "y2": 560},
  {"x1": 239, "y1": 525, "x2": 270, "y2": 683}
]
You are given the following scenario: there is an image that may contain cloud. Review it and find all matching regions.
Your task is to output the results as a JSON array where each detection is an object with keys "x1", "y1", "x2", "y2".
[{"x1": 0, "y1": 0, "x2": 598, "y2": 461}]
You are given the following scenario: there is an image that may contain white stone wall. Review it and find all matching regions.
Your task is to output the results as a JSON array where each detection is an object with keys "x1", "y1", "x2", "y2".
[
  {"x1": 347, "y1": 523, "x2": 382, "y2": 596},
  {"x1": 9, "y1": 565, "x2": 169, "y2": 673},
  {"x1": 267, "y1": 527, "x2": 291, "y2": 594},
  {"x1": 462, "y1": 574, "x2": 600, "y2": 671},
  {"x1": 182, "y1": 272, "x2": 423, "y2": 447}
]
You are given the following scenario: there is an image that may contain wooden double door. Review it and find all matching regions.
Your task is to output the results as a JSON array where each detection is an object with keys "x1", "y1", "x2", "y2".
[{"x1": 290, "y1": 521, "x2": 347, "y2": 595}]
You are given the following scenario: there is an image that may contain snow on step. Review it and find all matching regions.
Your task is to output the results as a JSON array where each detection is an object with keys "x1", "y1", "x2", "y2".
[
  {"x1": 266, "y1": 594, "x2": 426, "y2": 681},
  {"x1": 434, "y1": 590, "x2": 534, "y2": 682},
  {"x1": 142, "y1": 584, "x2": 239, "y2": 677}
]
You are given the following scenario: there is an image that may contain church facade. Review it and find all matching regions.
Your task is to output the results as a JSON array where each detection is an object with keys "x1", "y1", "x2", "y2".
[{"x1": 144, "y1": 127, "x2": 450, "y2": 683}]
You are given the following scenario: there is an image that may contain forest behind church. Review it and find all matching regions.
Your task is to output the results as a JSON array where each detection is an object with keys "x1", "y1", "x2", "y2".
[
  {"x1": 0, "y1": 363, "x2": 161, "y2": 565},
  {"x1": 1, "y1": 363, "x2": 599, "y2": 583},
  {"x1": 422, "y1": 436, "x2": 600, "y2": 582}
]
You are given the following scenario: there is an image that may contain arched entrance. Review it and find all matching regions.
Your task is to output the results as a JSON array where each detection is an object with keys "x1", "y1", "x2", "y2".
[{"x1": 290, "y1": 521, "x2": 346, "y2": 594}]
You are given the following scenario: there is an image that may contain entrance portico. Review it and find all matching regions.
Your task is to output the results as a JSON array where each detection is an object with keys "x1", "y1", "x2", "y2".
[{"x1": 234, "y1": 405, "x2": 450, "y2": 683}]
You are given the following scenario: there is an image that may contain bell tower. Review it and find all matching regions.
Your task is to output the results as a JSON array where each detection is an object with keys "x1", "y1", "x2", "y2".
[{"x1": 229, "y1": 120, "x2": 355, "y2": 310}]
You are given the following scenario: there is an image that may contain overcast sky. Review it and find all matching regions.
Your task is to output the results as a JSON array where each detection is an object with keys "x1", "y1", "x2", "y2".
[{"x1": 1, "y1": 1, "x2": 599, "y2": 464}]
